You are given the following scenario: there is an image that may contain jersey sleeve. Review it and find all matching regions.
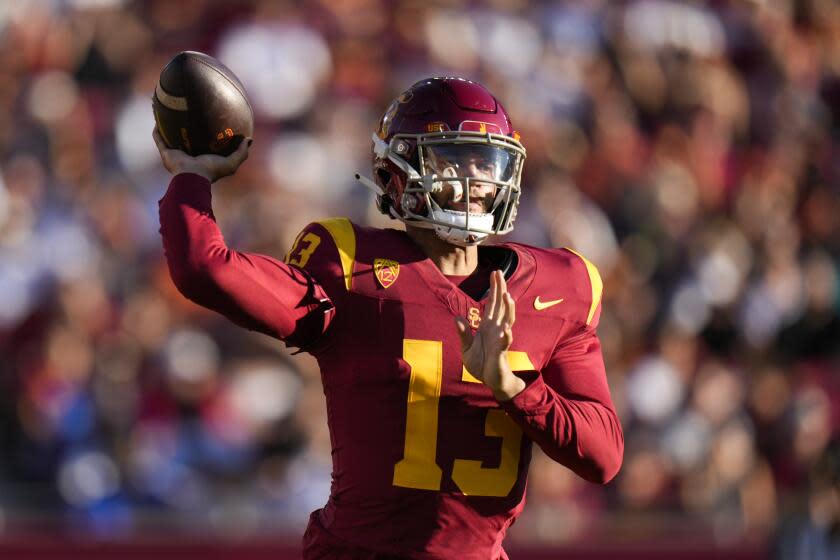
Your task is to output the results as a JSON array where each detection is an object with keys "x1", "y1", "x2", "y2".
[
  {"x1": 283, "y1": 217, "x2": 357, "y2": 308},
  {"x1": 500, "y1": 251, "x2": 623, "y2": 484},
  {"x1": 158, "y1": 173, "x2": 334, "y2": 350}
]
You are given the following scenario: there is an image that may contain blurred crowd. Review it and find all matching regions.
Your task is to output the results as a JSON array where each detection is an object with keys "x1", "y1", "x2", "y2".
[{"x1": 0, "y1": 0, "x2": 839, "y2": 552}]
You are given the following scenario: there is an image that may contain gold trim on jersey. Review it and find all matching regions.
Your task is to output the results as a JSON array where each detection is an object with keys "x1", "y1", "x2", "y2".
[
  {"x1": 318, "y1": 218, "x2": 356, "y2": 292},
  {"x1": 566, "y1": 248, "x2": 603, "y2": 326},
  {"x1": 462, "y1": 350, "x2": 535, "y2": 383}
]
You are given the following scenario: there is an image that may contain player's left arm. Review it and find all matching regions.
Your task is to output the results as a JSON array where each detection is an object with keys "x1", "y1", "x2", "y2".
[
  {"x1": 500, "y1": 324, "x2": 623, "y2": 484},
  {"x1": 498, "y1": 257, "x2": 623, "y2": 485}
]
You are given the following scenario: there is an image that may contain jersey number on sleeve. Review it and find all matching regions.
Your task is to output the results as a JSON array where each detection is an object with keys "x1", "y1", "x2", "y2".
[
  {"x1": 286, "y1": 232, "x2": 321, "y2": 268},
  {"x1": 393, "y1": 338, "x2": 526, "y2": 497}
]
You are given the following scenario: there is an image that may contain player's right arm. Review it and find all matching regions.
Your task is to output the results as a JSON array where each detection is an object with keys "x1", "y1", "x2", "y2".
[{"x1": 154, "y1": 128, "x2": 334, "y2": 349}]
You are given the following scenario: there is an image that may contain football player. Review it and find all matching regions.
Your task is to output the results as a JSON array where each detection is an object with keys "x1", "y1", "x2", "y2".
[{"x1": 155, "y1": 77, "x2": 623, "y2": 560}]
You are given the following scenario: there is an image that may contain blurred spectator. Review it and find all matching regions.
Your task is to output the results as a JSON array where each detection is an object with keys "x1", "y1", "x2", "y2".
[{"x1": 773, "y1": 439, "x2": 840, "y2": 560}]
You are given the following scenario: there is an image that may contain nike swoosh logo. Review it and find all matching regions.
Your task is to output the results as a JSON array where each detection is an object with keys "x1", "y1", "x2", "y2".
[{"x1": 534, "y1": 296, "x2": 564, "y2": 311}]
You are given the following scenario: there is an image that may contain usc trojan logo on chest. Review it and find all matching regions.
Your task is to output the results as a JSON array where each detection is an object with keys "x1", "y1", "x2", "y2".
[
  {"x1": 374, "y1": 258, "x2": 400, "y2": 288},
  {"x1": 468, "y1": 307, "x2": 481, "y2": 329}
]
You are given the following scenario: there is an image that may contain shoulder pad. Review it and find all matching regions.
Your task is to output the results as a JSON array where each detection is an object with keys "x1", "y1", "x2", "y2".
[
  {"x1": 564, "y1": 248, "x2": 603, "y2": 327},
  {"x1": 515, "y1": 245, "x2": 603, "y2": 328},
  {"x1": 286, "y1": 217, "x2": 357, "y2": 293}
]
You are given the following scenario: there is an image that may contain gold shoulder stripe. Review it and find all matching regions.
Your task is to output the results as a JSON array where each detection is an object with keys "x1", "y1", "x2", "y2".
[
  {"x1": 566, "y1": 249, "x2": 603, "y2": 326},
  {"x1": 317, "y1": 218, "x2": 356, "y2": 292},
  {"x1": 462, "y1": 351, "x2": 535, "y2": 383}
]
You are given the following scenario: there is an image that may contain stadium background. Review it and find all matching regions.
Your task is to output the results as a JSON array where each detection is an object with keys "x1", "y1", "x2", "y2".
[{"x1": 1, "y1": 0, "x2": 838, "y2": 558}]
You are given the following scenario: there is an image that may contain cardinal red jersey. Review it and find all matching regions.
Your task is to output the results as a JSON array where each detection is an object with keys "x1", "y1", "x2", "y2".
[
  {"x1": 283, "y1": 218, "x2": 622, "y2": 560},
  {"x1": 159, "y1": 177, "x2": 621, "y2": 559}
]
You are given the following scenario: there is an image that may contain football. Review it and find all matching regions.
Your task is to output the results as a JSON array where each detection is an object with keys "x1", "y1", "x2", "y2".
[{"x1": 152, "y1": 51, "x2": 253, "y2": 157}]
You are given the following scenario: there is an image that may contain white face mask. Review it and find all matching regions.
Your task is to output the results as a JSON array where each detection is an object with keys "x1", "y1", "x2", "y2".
[
  {"x1": 427, "y1": 166, "x2": 491, "y2": 245},
  {"x1": 356, "y1": 131, "x2": 526, "y2": 245}
]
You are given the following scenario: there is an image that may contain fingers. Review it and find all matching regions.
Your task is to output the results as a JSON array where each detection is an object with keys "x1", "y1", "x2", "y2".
[
  {"x1": 215, "y1": 136, "x2": 252, "y2": 178},
  {"x1": 501, "y1": 291, "x2": 516, "y2": 347},
  {"x1": 454, "y1": 317, "x2": 473, "y2": 350},
  {"x1": 504, "y1": 292, "x2": 516, "y2": 328},
  {"x1": 503, "y1": 324, "x2": 513, "y2": 347},
  {"x1": 152, "y1": 126, "x2": 170, "y2": 156},
  {"x1": 152, "y1": 126, "x2": 166, "y2": 150},
  {"x1": 152, "y1": 126, "x2": 176, "y2": 171},
  {"x1": 499, "y1": 268, "x2": 514, "y2": 328},
  {"x1": 483, "y1": 270, "x2": 512, "y2": 328},
  {"x1": 492, "y1": 270, "x2": 506, "y2": 325},
  {"x1": 230, "y1": 136, "x2": 252, "y2": 166},
  {"x1": 484, "y1": 271, "x2": 498, "y2": 322}
]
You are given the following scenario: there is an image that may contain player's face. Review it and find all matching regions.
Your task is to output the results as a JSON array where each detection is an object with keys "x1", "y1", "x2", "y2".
[{"x1": 421, "y1": 144, "x2": 515, "y2": 214}]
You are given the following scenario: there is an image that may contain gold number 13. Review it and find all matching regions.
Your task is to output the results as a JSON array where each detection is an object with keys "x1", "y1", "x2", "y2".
[
  {"x1": 393, "y1": 339, "x2": 527, "y2": 497},
  {"x1": 285, "y1": 232, "x2": 321, "y2": 268}
]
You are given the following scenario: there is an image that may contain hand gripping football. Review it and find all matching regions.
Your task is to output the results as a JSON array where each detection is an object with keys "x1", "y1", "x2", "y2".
[{"x1": 152, "y1": 51, "x2": 253, "y2": 156}]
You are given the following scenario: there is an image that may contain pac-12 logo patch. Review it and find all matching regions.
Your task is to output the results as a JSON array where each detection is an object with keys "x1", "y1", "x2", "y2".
[{"x1": 374, "y1": 258, "x2": 400, "y2": 288}]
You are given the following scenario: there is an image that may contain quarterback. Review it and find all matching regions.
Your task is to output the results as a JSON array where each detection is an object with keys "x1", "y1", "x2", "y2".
[{"x1": 155, "y1": 77, "x2": 623, "y2": 559}]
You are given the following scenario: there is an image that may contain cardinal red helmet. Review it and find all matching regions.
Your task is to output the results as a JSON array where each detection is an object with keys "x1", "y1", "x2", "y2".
[{"x1": 358, "y1": 77, "x2": 526, "y2": 246}]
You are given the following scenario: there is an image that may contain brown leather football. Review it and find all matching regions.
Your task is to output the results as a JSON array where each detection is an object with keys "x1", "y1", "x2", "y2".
[{"x1": 152, "y1": 51, "x2": 253, "y2": 157}]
